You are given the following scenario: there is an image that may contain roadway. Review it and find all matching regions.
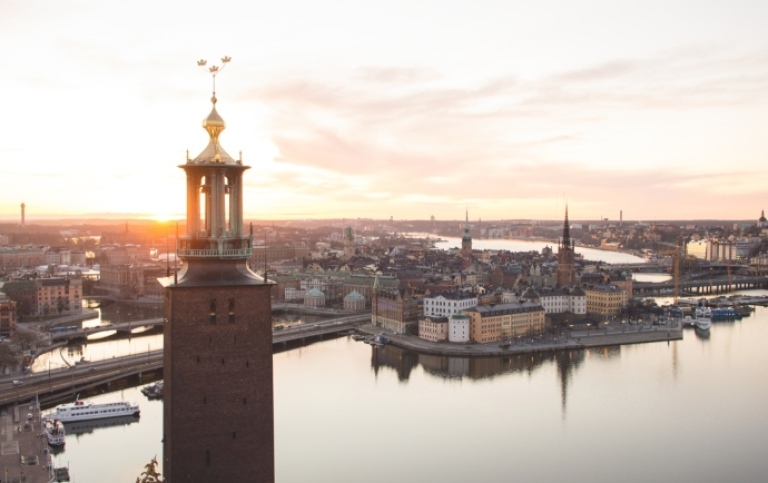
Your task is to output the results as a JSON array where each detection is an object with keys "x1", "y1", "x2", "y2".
[{"x1": 0, "y1": 312, "x2": 371, "y2": 408}]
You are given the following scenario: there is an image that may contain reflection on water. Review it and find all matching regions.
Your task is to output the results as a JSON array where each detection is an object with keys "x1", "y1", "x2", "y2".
[
  {"x1": 64, "y1": 415, "x2": 140, "y2": 437},
  {"x1": 370, "y1": 344, "x2": 592, "y2": 414},
  {"x1": 39, "y1": 292, "x2": 768, "y2": 483}
]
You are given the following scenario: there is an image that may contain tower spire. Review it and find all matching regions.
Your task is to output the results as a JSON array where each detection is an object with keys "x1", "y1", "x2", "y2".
[{"x1": 562, "y1": 204, "x2": 571, "y2": 246}]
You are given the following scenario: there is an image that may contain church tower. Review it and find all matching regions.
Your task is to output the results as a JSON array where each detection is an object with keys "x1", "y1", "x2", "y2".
[
  {"x1": 343, "y1": 226, "x2": 355, "y2": 259},
  {"x1": 461, "y1": 209, "x2": 472, "y2": 255},
  {"x1": 160, "y1": 58, "x2": 275, "y2": 482},
  {"x1": 556, "y1": 206, "x2": 576, "y2": 287}
]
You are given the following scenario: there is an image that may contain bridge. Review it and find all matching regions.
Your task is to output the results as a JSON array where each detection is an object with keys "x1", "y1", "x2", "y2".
[
  {"x1": 50, "y1": 318, "x2": 165, "y2": 342},
  {"x1": 1, "y1": 312, "x2": 371, "y2": 408},
  {"x1": 634, "y1": 274, "x2": 768, "y2": 296}
]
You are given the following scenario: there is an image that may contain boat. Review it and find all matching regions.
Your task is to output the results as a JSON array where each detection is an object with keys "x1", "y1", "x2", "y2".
[
  {"x1": 43, "y1": 417, "x2": 66, "y2": 447},
  {"x1": 47, "y1": 399, "x2": 140, "y2": 422},
  {"x1": 371, "y1": 334, "x2": 388, "y2": 347},
  {"x1": 682, "y1": 315, "x2": 696, "y2": 327},
  {"x1": 351, "y1": 334, "x2": 366, "y2": 341},
  {"x1": 710, "y1": 307, "x2": 741, "y2": 321},
  {"x1": 695, "y1": 307, "x2": 712, "y2": 331},
  {"x1": 141, "y1": 381, "x2": 163, "y2": 400}
]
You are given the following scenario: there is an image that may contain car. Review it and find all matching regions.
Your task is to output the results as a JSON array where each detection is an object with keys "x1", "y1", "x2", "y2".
[{"x1": 12, "y1": 380, "x2": 23, "y2": 385}]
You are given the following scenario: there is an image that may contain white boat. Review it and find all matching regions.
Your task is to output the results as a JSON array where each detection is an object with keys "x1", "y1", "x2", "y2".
[
  {"x1": 43, "y1": 417, "x2": 66, "y2": 446},
  {"x1": 695, "y1": 307, "x2": 712, "y2": 331},
  {"x1": 47, "y1": 399, "x2": 140, "y2": 422}
]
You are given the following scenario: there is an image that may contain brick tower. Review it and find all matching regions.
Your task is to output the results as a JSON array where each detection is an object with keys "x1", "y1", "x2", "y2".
[{"x1": 160, "y1": 58, "x2": 274, "y2": 482}]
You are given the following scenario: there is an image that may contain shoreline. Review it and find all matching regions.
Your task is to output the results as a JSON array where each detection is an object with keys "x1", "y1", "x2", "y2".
[{"x1": 358, "y1": 322, "x2": 683, "y2": 357}]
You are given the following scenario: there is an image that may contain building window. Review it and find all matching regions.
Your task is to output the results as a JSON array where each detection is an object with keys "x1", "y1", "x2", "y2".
[
  {"x1": 209, "y1": 299, "x2": 216, "y2": 324},
  {"x1": 228, "y1": 298, "x2": 235, "y2": 324}
]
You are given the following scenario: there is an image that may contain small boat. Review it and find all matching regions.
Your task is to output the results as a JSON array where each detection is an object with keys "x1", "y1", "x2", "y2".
[
  {"x1": 47, "y1": 399, "x2": 140, "y2": 422},
  {"x1": 141, "y1": 381, "x2": 164, "y2": 399},
  {"x1": 695, "y1": 307, "x2": 711, "y2": 331},
  {"x1": 371, "y1": 334, "x2": 388, "y2": 346},
  {"x1": 682, "y1": 315, "x2": 696, "y2": 327},
  {"x1": 43, "y1": 417, "x2": 66, "y2": 447},
  {"x1": 351, "y1": 334, "x2": 366, "y2": 341}
]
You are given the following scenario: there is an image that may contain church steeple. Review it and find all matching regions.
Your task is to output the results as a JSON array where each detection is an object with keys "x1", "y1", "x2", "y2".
[
  {"x1": 461, "y1": 209, "x2": 472, "y2": 255},
  {"x1": 562, "y1": 205, "x2": 571, "y2": 246},
  {"x1": 557, "y1": 205, "x2": 575, "y2": 287}
]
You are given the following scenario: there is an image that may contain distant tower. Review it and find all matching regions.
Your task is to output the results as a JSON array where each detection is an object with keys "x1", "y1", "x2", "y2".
[
  {"x1": 620, "y1": 210, "x2": 623, "y2": 227},
  {"x1": 20, "y1": 202, "x2": 25, "y2": 226},
  {"x1": 557, "y1": 205, "x2": 576, "y2": 287},
  {"x1": 343, "y1": 226, "x2": 355, "y2": 259},
  {"x1": 759, "y1": 209, "x2": 767, "y2": 228},
  {"x1": 160, "y1": 57, "x2": 274, "y2": 482},
  {"x1": 461, "y1": 209, "x2": 472, "y2": 255}
]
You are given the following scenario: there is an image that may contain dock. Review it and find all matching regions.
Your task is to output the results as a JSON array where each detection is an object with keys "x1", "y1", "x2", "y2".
[{"x1": 0, "y1": 398, "x2": 64, "y2": 483}]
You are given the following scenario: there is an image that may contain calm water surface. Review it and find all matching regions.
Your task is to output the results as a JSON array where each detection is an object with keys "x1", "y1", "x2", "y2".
[
  {"x1": 42, "y1": 290, "x2": 768, "y2": 482},
  {"x1": 428, "y1": 235, "x2": 647, "y2": 264}
]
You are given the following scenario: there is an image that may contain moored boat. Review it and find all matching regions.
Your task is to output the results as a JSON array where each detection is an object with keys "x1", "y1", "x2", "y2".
[
  {"x1": 43, "y1": 417, "x2": 66, "y2": 447},
  {"x1": 695, "y1": 307, "x2": 712, "y2": 331},
  {"x1": 141, "y1": 381, "x2": 163, "y2": 400},
  {"x1": 47, "y1": 399, "x2": 140, "y2": 423}
]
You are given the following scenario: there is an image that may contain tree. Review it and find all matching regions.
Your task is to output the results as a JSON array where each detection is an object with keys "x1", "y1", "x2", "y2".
[
  {"x1": 0, "y1": 344, "x2": 19, "y2": 372},
  {"x1": 136, "y1": 456, "x2": 164, "y2": 483}
]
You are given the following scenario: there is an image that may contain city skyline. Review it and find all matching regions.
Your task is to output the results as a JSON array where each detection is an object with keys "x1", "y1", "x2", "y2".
[{"x1": 1, "y1": 0, "x2": 767, "y2": 222}]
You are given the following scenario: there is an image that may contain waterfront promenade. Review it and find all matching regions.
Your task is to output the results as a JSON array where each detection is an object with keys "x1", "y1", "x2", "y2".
[{"x1": 358, "y1": 319, "x2": 683, "y2": 357}]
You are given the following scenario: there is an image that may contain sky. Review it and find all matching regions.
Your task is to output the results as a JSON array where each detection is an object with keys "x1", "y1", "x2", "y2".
[{"x1": 1, "y1": 0, "x2": 767, "y2": 223}]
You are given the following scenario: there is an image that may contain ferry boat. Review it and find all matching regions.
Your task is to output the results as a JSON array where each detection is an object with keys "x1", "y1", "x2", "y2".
[
  {"x1": 43, "y1": 417, "x2": 66, "y2": 447},
  {"x1": 47, "y1": 399, "x2": 140, "y2": 422}
]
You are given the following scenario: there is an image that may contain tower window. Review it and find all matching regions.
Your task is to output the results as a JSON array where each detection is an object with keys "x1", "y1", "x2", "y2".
[
  {"x1": 209, "y1": 299, "x2": 216, "y2": 324},
  {"x1": 228, "y1": 298, "x2": 235, "y2": 324}
]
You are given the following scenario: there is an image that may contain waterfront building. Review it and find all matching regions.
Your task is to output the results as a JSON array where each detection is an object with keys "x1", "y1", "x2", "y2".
[
  {"x1": 371, "y1": 279, "x2": 420, "y2": 335},
  {"x1": 99, "y1": 264, "x2": 166, "y2": 299},
  {"x1": 300, "y1": 276, "x2": 343, "y2": 302},
  {"x1": 0, "y1": 292, "x2": 17, "y2": 337},
  {"x1": 284, "y1": 286, "x2": 306, "y2": 302},
  {"x1": 448, "y1": 313, "x2": 471, "y2": 342},
  {"x1": 304, "y1": 287, "x2": 326, "y2": 307},
  {"x1": 557, "y1": 207, "x2": 576, "y2": 287},
  {"x1": 159, "y1": 63, "x2": 275, "y2": 482},
  {"x1": 343, "y1": 290, "x2": 366, "y2": 311},
  {"x1": 0, "y1": 246, "x2": 46, "y2": 270},
  {"x1": 422, "y1": 290, "x2": 478, "y2": 318},
  {"x1": 464, "y1": 302, "x2": 545, "y2": 343},
  {"x1": 584, "y1": 284, "x2": 627, "y2": 316},
  {"x1": 35, "y1": 276, "x2": 82, "y2": 316},
  {"x1": 418, "y1": 316, "x2": 448, "y2": 342},
  {"x1": 524, "y1": 286, "x2": 587, "y2": 315}
]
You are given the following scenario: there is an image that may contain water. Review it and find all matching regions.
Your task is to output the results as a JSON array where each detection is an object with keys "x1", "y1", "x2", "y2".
[
  {"x1": 426, "y1": 235, "x2": 647, "y2": 264},
  {"x1": 42, "y1": 290, "x2": 768, "y2": 482}
]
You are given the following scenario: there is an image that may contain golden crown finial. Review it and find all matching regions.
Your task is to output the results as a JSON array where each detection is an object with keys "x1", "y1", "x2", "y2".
[{"x1": 197, "y1": 56, "x2": 232, "y2": 99}]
